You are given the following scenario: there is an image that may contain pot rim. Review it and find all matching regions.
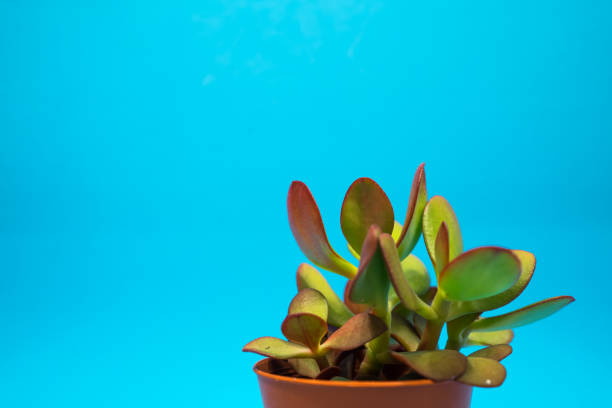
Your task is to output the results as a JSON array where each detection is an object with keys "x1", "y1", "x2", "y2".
[{"x1": 254, "y1": 358, "x2": 451, "y2": 388}]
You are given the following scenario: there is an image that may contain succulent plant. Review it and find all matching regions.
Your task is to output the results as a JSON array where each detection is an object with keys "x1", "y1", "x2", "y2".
[{"x1": 243, "y1": 164, "x2": 574, "y2": 387}]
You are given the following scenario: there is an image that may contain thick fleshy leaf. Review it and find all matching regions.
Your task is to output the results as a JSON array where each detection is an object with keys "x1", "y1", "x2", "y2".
[
  {"x1": 345, "y1": 225, "x2": 390, "y2": 314},
  {"x1": 321, "y1": 312, "x2": 387, "y2": 352},
  {"x1": 469, "y1": 296, "x2": 575, "y2": 332},
  {"x1": 400, "y1": 254, "x2": 431, "y2": 296},
  {"x1": 243, "y1": 337, "x2": 313, "y2": 359},
  {"x1": 391, "y1": 350, "x2": 467, "y2": 381},
  {"x1": 448, "y1": 250, "x2": 536, "y2": 319},
  {"x1": 397, "y1": 164, "x2": 427, "y2": 259},
  {"x1": 422, "y1": 196, "x2": 463, "y2": 273},
  {"x1": 380, "y1": 233, "x2": 437, "y2": 319},
  {"x1": 281, "y1": 313, "x2": 328, "y2": 351},
  {"x1": 439, "y1": 247, "x2": 521, "y2": 301},
  {"x1": 391, "y1": 312, "x2": 420, "y2": 352},
  {"x1": 287, "y1": 181, "x2": 357, "y2": 278},
  {"x1": 469, "y1": 345, "x2": 513, "y2": 361},
  {"x1": 288, "y1": 358, "x2": 320, "y2": 378},
  {"x1": 340, "y1": 178, "x2": 394, "y2": 254},
  {"x1": 466, "y1": 330, "x2": 514, "y2": 346},
  {"x1": 296, "y1": 264, "x2": 354, "y2": 327},
  {"x1": 288, "y1": 288, "x2": 328, "y2": 322},
  {"x1": 456, "y1": 357, "x2": 506, "y2": 387},
  {"x1": 434, "y1": 222, "x2": 450, "y2": 271}
]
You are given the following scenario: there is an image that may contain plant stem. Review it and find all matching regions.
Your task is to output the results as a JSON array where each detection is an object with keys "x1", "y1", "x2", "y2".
[
  {"x1": 417, "y1": 293, "x2": 449, "y2": 350},
  {"x1": 315, "y1": 355, "x2": 329, "y2": 369}
]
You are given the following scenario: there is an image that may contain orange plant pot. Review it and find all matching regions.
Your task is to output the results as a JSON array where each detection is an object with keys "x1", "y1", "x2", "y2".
[{"x1": 254, "y1": 359, "x2": 473, "y2": 408}]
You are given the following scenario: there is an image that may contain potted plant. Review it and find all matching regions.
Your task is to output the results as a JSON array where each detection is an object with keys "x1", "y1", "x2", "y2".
[{"x1": 243, "y1": 164, "x2": 574, "y2": 408}]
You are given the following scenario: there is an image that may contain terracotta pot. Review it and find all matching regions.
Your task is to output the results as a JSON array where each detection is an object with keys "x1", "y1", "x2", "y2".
[{"x1": 254, "y1": 359, "x2": 473, "y2": 408}]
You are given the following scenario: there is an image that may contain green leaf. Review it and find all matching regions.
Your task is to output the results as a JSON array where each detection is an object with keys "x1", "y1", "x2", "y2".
[
  {"x1": 390, "y1": 311, "x2": 420, "y2": 352},
  {"x1": 469, "y1": 345, "x2": 513, "y2": 361},
  {"x1": 340, "y1": 178, "x2": 395, "y2": 254},
  {"x1": 287, "y1": 181, "x2": 357, "y2": 278},
  {"x1": 296, "y1": 264, "x2": 354, "y2": 327},
  {"x1": 345, "y1": 225, "x2": 390, "y2": 315},
  {"x1": 456, "y1": 357, "x2": 506, "y2": 387},
  {"x1": 288, "y1": 288, "x2": 328, "y2": 322},
  {"x1": 397, "y1": 163, "x2": 427, "y2": 259},
  {"x1": 321, "y1": 312, "x2": 387, "y2": 352},
  {"x1": 243, "y1": 337, "x2": 313, "y2": 359},
  {"x1": 288, "y1": 358, "x2": 320, "y2": 378},
  {"x1": 380, "y1": 233, "x2": 437, "y2": 320},
  {"x1": 469, "y1": 296, "x2": 575, "y2": 332},
  {"x1": 466, "y1": 330, "x2": 514, "y2": 346},
  {"x1": 400, "y1": 254, "x2": 431, "y2": 296},
  {"x1": 439, "y1": 247, "x2": 521, "y2": 301},
  {"x1": 422, "y1": 196, "x2": 463, "y2": 273},
  {"x1": 391, "y1": 350, "x2": 467, "y2": 381},
  {"x1": 281, "y1": 313, "x2": 328, "y2": 352},
  {"x1": 331, "y1": 376, "x2": 349, "y2": 381},
  {"x1": 448, "y1": 250, "x2": 536, "y2": 319}
]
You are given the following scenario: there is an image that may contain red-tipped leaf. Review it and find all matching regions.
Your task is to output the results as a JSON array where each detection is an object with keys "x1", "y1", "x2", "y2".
[
  {"x1": 340, "y1": 178, "x2": 394, "y2": 254},
  {"x1": 288, "y1": 181, "x2": 357, "y2": 278}
]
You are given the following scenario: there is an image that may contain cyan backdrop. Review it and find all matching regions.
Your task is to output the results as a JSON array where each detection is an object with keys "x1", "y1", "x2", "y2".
[{"x1": 1, "y1": 1, "x2": 610, "y2": 407}]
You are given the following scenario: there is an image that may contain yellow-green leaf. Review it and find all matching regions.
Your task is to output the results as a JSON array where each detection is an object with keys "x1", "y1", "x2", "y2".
[
  {"x1": 439, "y1": 247, "x2": 521, "y2": 301},
  {"x1": 281, "y1": 313, "x2": 328, "y2": 352},
  {"x1": 469, "y1": 345, "x2": 512, "y2": 361},
  {"x1": 296, "y1": 264, "x2": 353, "y2": 327},
  {"x1": 391, "y1": 350, "x2": 467, "y2": 381},
  {"x1": 243, "y1": 337, "x2": 313, "y2": 359},
  {"x1": 397, "y1": 164, "x2": 427, "y2": 259},
  {"x1": 466, "y1": 330, "x2": 514, "y2": 346},
  {"x1": 321, "y1": 312, "x2": 387, "y2": 352},
  {"x1": 422, "y1": 196, "x2": 463, "y2": 274},
  {"x1": 345, "y1": 225, "x2": 390, "y2": 315},
  {"x1": 456, "y1": 357, "x2": 506, "y2": 387},
  {"x1": 340, "y1": 178, "x2": 394, "y2": 254},
  {"x1": 469, "y1": 296, "x2": 575, "y2": 332},
  {"x1": 448, "y1": 250, "x2": 536, "y2": 319},
  {"x1": 287, "y1": 181, "x2": 357, "y2": 278},
  {"x1": 288, "y1": 288, "x2": 328, "y2": 322}
]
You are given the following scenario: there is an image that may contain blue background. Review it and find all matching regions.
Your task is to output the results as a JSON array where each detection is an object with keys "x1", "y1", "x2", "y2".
[{"x1": 1, "y1": 1, "x2": 610, "y2": 406}]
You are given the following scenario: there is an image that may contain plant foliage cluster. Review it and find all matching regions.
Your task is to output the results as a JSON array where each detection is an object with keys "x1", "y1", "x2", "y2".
[{"x1": 244, "y1": 164, "x2": 573, "y2": 386}]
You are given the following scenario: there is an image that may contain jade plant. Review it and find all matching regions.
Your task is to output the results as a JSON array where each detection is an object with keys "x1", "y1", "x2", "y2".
[{"x1": 243, "y1": 164, "x2": 574, "y2": 386}]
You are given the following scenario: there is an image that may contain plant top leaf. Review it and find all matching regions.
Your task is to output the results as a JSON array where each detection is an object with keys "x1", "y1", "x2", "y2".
[
  {"x1": 287, "y1": 181, "x2": 357, "y2": 278},
  {"x1": 391, "y1": 350, "x2": 467, "y2": 381},
  {"x1": 345, "y1": 225, "x2": 390, "y2": 315},
  {"x1": 455, "y1": 357, "x2": 506, "y2": 387},
  {"x1": 281, "y1": 313, "x2": 328, "y2": 352},
  {"x1": 422, "y1": 196, "x2": 463, "y2": 273},
  {"x1": 296, "y1": 264, "x2": 353, "y2": 327},
  {"x1": 321, "y1": 312, "x2": 387, "y2": 352},
  {"x1": 243, "y1": 337, "x2": 313, "y2": 359},
  {"x1": 469, "y1": 296, "x2": 575, "y2": 332},
  {"x1": 469, "y1": 345, "x2": 513, "y2": 361},
  {"x1": 341, "y1": 178, "x2": 395, "y2": 254},
  {"x1": 380, "y1": 233, "x2": 437, "y2": 320},
  {"x1": 397, "y1": 163, "x2": 427, "y2": 259},
  {"x1": 448, "y1": 250, "x2": 536, "y2": 319},
  {"x1": 288, "y1": 288, "x2": 328, "y2": 322},
  {"x1": 439, "y1": 247, "x2": 521, "y2": 301}
]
